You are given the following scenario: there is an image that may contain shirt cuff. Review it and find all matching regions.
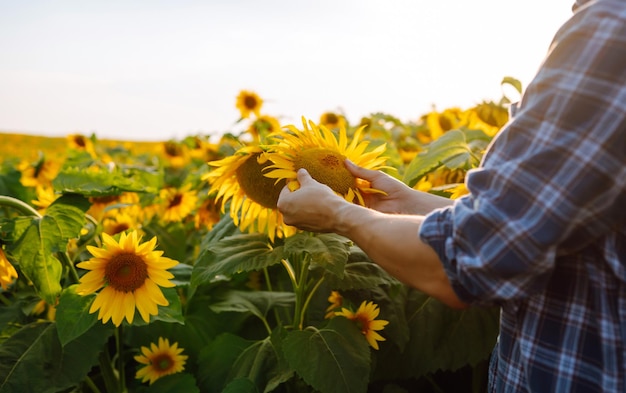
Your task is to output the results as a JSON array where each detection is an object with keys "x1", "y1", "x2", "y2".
[{"x1": 419, "y1": 207, "x2": 479, "y2": 304}]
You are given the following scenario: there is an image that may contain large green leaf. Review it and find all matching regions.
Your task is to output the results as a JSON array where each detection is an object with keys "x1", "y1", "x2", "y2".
[
  {"x1": 402, "y1": 130, "x2": 475, "y2": 187},
  {"x1": 209, "y1": 290, "x2": 295, "y2": 322},
  {"x1": 55, "y1": 285, "x2": 99, "y2": 346},
  {"x1": 200, "y1": 233, "x2": 277, "y2": 278},
  {"x1": 197, "y1": 332, "x2": 292, "y2": 393},
  {"x1": 52, "y1": 165, "x2": 162, "y2": 196},
  {"x1": 324, "y1": 262, "x2": 399, "y2": 290},
  {"x1": 0, "y1": 321, "x2": 111, "y2": 393},
  {"x1": 10, "y1": 194, "x2": 90, "y2": 304},
  {"x1": 141, "y1": 373, "x2": 199, "y2": 393},
  {"x1": 283, "y1": 233, "x2": 351, "y2": 278},
  {"x1": 374, "y1": 290, "x2": 499, "y2": 379},
  {"x1": 283, "y1": 317, "x2": 371, "y2": 393}
]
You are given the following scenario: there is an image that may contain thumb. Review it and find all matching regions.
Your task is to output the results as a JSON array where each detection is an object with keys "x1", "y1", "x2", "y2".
[{"x1": 296, "y1": 168, "x2": 314, "y2": 185}]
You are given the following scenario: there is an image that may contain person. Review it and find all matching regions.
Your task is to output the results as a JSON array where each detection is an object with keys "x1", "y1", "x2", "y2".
[{"x1": 276, "y1": 0, "x2": 626, "y2": 391}]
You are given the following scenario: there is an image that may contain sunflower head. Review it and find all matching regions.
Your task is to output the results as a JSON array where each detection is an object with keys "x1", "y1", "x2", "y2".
[
  {"x1": 236, "y1": 90, "x2": 263, "y2": 119},
  {"x1": 0, "y1": 248, "x2": 18, "y2": 291},
  {"x1": 76, "y1": 230, "x2": 178, "y2": 326},
  {"x1": 264, "y1": 117, "x2": 390, "y2": 205},
  {"x1": 203, "y1": 145, "x2": 295, "y2": 242},
  {"x1": 134, "y1": 337, "x2": 188, "y2": 385},
  {"x1": 335, "y1": 300, "x2": 389, "y2": 350}
]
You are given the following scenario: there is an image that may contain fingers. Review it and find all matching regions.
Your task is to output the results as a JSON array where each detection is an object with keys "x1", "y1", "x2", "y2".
[
  {"x1": 296, "y1": 168, "x2": 313, "y2": 184},
  {"x1": 344, "y1": 159, "x2": 378, "y2": 181}
]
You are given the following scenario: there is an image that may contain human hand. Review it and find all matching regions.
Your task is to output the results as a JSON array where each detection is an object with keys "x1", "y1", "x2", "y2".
[
  {"x1": 277, "y1": 168, "x2": 352, "y2": 233},
  {"x1": 345, "y1": 160, "x2": 454, "y2": 215}
]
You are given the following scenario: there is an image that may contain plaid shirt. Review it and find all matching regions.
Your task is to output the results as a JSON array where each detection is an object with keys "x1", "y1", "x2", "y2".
[{"x1": 419, "y1": 1, "x2": 626, "y2": 391}]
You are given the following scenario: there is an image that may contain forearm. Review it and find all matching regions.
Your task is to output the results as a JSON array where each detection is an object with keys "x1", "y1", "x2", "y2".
[{"x1": 334, "y1": 202, "x2": 467, "y2": 309}]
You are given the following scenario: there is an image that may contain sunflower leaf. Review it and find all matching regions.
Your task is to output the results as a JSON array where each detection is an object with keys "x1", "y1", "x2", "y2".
[
  {"x1": 282, "y1": 316, "x2": 371, "y2": 393},
  {"x1": 324, "y1": 262, "x2": 399, "y2": 290},
  {"x1": 282, "y1": 233, "x2": 351, "y2": 278},
  {"x1": 200, "y1": 233, "x2": 278, "y2": 278},
  {"x1": 9, "y1": 194, "x2": 89, "y2": 304},
  {"x1": 209, "y1": 290, "x2": 295, "y2": 321},
  {"x1": 52, "y1": 165, "x2": 162, "y2": 196},
  {"x1": 55, "y1": 285, "x2": 99, "y2": 346},
  {"x1": 0, "y1": 320, "x2": 111, "y2": 393},
  {"x1": 402, "y1": 130, "x2": 473, "y2": 187}
]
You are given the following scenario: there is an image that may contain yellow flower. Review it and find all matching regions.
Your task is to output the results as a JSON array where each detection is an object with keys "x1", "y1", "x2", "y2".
[
  {"x1": 325, "y1": 290, "x2": 343, "y2": 319},
  {"x1": 159, "y1": 184, "x2": 198, "y2": 223},
  {"x1": 264, "y1": 117, "x2": 389, "y2": 205},
  {"x1": 246, "y1": 115, "x2": 281, "y2": 142},
  {"x1": 102, "y1": 212, "x2": 140, "y2": 236},
  {"x1": 319, "y1": 111, "x2": 346, "y2": 130},
  {"x1": 160, "y1": 141, "x2": 190, "y2": 169},
  {"x1": 67, "y1": 133, "x2": 97, "y2": 158},
  {"x1": 446, "y1": 183, "x2": 470, "y2": 200},
  {"x1": 203, "y1": 145, "x2": 296, "y2": 242},
  {"x1": 464, "y1": 101, "x2": 509, "y2": 137},
  {"x1": 424, "y1": 107, "x2": 465, "y2": 141},
  {"x1": 31, "y1": 185, "x2": 58, "y2": 212},
  {"x1": 335, "y1": 300, "x2": 389, "y2": 350},
  {"x1": 0, "y1": 248, "x2": 18, "y2": 291},
  {"x1": 236, "y1": 90, "x2": 263, "y2": 119},
  {"x1": 134, "y1": 337, "x2": 188, "y2": 385},
  {"x1": 18, "y1": 155, "x2": 59, "y2": 188},
  {"x1": 193, "y1": 197, "x2": 222, "y2": 231},
  {"x1": 76, "y1": 230, "x2": 178, "y2": 326}
]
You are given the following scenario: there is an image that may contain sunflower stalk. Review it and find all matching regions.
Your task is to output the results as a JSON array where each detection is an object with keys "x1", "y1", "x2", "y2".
[
  {"x1": 298, "y1": 275, "x2": 325, "y2": 331},
  {"x1": 293, "y1": 255, "x2": 311, "y2": 330},
  {"x1": 115, "y1": 325, "x2": 127, "y2": 393},
  {"x1": 263, "y1": 266, "x2": 284, "y2": 326},
  {"x1": 99, "y1": 347, "x2": 120, "y2": 393},
  {"x1": 0, "y1": 195, "x2": 42, "y2": 217}
]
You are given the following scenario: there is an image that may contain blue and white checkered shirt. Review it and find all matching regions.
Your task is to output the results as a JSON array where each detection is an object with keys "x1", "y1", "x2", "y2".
[{"x1": 419, "y1": 0, "x2": 626, "y2": 391}]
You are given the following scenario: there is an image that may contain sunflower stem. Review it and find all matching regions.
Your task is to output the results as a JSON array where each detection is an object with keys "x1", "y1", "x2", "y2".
[
  {"x1": 98, "y1": 346, "x2": 119, "y2": 393},
  {"x1": 0, "y1": 293, "x2": 11, "y2": 306},
  {"x1": 263, "y1": 267, "x2": 283, "y2": 326},
  {"x1": 293, "y1": 257, "x2": 310, "y2": 330},
  {"x1": 298, "y1": 276, "x2": 324, "y2": 330},
  {"x1": 115, "y1": 325, "x2": 127, "y2": 393},
  {"x1": 0, "y1": 195, "x2": 41, "y2": 217},
  {"x1": 58, "y1": 251, "x2": 81, "y2": 284},
  {"x1": 84, "y1": 375, "x2": 102, "y2": 393}
]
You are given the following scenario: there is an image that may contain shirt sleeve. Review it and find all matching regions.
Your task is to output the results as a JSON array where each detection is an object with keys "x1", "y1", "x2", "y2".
[{"x1": 419, "y1": 0, "x2": 626, "y2": 306}]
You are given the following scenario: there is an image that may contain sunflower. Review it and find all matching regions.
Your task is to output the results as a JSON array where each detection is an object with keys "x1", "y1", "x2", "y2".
[
  {"x1": 31, "y1": 185, "x2": 58, "y2": 212},
  {"x1": 134, "y1": 337, "x2": 188, "y2": 385},
  {"x1": 264, "y1": 117, "x2": 389, "y2": 205},
  {"x1": 236, "y1": 90, "x2": 263, "y2": 119},
  {"x1": 18, "y1": 155, "x2": 59, "y2": 188},
  {"x1": 203, "y1": 145, "x2": 296, "y2": 242},
  {"x1": 319, "y1": 111, "x2": 346, "y2": 130},
  {"x1": 0, "y1": 248, "x2": 18, "y2": 291},
  {"x1": 76, "y1": 230, "x2": 178, "y2": 326},
  {"x1": 193, "y1": 197, "x2": 222, "y2": 231},
  {"x1": 335, "y1": 300, "x2": 389, "y2": 350},
  {"x1": 160, "y1": 141, "x2": 190, "y2": 169},
  {"x1": 325, "y1": 290, "x2": 343, "y2": 319},
  {"x1": 159, "y1": 184, "x2": 198, "y2": 223},
  {"x1": 246, "y1": 114, "x2": 281, "y2": 142},
  {"x1": 67, "y1": 133, "x2": 97, "y2": 158}
]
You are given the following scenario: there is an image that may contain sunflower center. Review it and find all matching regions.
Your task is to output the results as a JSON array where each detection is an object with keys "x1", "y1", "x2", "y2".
[
  {"x1": 104, "y1": 252, "x2": 149, "y2": 292},
  {"x1": 169, "y1": 194, "x2": 183, "y2": 208},
  {"x1": 244, "y1": 96, "x2": 258, "y2": 110},
  {"x1": 236, "y1": 153, "x2": 285, "y2": 209},
  {"x1": 293, "y1": 148, "x2": 355, "y2": 195},
  {"x1": 152, "y1": 354, "x2": 174, "y2": 371},
  {"x1": 74, "y1": 135, "x2": 87, "y2": 147},
  {"x1": 354, "y1": 315, "x2": 370, "y2": 335}
]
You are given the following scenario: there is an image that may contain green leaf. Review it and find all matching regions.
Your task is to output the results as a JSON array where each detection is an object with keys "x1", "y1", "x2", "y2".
[
  {"x1": 55, "y1": 285, "x2": 99, "y2": 346},
  {"x1": 52, "y1": 165, "x2": 161, "y2": 196},
  {"x1": 10, "y1": 194, "x2": 90, "y2": 304},
  {"x1": 402, "y1": 130, "x2": 473, "y2": 187},
  {"x1": 283, "y1": 233, "x2": 351, "y2": 278},
  {"x1": 375, "y1": 290, "x2": 499, "y2": 379},
  {"x1": 501, "y1": 76, "x2": 523, "y2": 95},
  {"x1": 223, "y1": 378, "x2": 258, "y2": 393},
  {"x1": 151, "y1": 287, "x2": 184, "y2": 324},
  {"x1": 210, "y1": 290, "x2": 295, "y2": 322},
  {"x1": 0, "y1": 321, "x2": 112, "y2": 393},
  {"x1": 324, "y1": 262, "x2": 399, "y2": 290},
  {"x1": 197, "y1": 333, "x2": 253, "y2": 392},
  {"x1": 201, "y1": 233, "x2": 277, "y2": 278},
  {"x1": 283, "y1": 317, "x2": 371, "y2": 393},
  {"x1": 144, "y1": 373, "x2": 199, "y2": 393}
]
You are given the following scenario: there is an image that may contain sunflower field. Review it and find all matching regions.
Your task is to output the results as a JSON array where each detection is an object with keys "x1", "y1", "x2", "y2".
[{"x1": 0, "y1": 79, "x2": 520, "y2": 393}]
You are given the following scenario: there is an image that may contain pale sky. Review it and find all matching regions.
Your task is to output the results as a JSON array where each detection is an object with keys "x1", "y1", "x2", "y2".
[{"x1": 0, "y1": 0, "x2": 575, "y2": 142}]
